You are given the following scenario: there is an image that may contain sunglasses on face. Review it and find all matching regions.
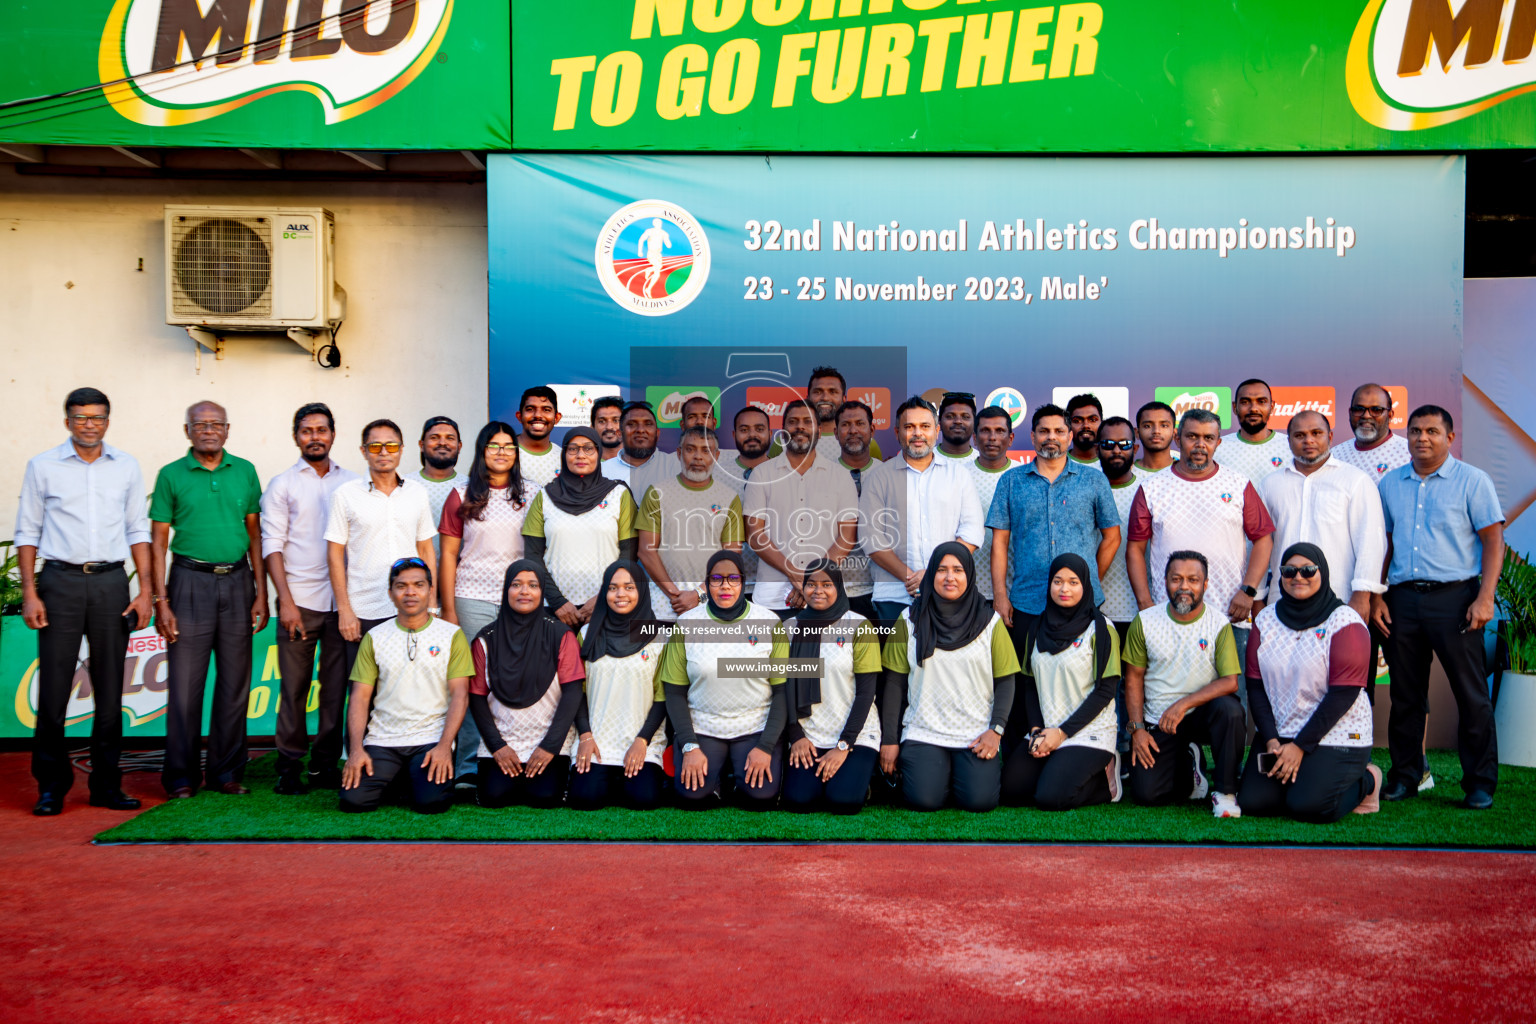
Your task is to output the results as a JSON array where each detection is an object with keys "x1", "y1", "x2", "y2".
[
  {"x1": 1097, "y1": 439, "x2": 1134, "y2": 451},
  {"x1": 708, "y1": 574, "x2": 743, "y2": 585},
  {"x1": 1349, "y1": 405, "x2": 1390, "y2": 416},
  {"x1": 1279, "y1": 564, "x2": 1320, "y2": 579},
  {"x1": 366, "y1": 441, "x2": 402, "y2": 454}
]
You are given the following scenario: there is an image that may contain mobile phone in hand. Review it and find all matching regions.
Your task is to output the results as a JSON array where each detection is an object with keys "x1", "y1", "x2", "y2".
[{"x1": 1256, "y1": 751, "x2": 1279, "y2": 774}]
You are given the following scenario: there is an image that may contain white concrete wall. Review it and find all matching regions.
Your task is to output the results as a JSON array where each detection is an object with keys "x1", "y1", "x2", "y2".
[{"x1": 0, "y1": 166, "x2": 487, "y2": 540}]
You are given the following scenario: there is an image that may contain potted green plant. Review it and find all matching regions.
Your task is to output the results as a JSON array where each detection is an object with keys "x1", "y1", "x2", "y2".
[{"x1": 1495, "y1": 547, "x2": 1536, "y2": 767}]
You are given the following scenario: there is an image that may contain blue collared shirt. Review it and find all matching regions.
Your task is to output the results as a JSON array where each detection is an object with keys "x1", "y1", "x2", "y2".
[
  {"x1": 985, "y1": 458, "x2": 1119, "y2": 614},
  {"x1": 1379, "y1": 455, "x2": 1503, "y2": 585},
  {"x1": 14, "y1": 440, "x2": 151, "y2": 563}
]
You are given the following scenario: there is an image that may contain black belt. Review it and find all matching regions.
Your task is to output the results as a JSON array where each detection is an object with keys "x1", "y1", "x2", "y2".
[
  {"x1": 1395, "y1": 578, "x2": 1475, "y2": 593},
  {"x1": 47, "y1": 560, "x2": 124, "y2": 575},
  {"x1": 173, "y1": 554, "x2": 246, "y2": 575}
]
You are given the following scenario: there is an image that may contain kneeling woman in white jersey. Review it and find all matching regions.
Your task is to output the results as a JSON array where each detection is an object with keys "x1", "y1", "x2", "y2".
[
  {"x1": 880, "y1": 542, "x2": 1019, "y2": 812},
  {"x1": 660, "y1": 550, "x2": 790, "y2": 808},
  {"x1": 567, "y1": 560, "x2": 670, "y2": 810},
  {"x1": 467, "y1": 561, "x2": 586, "y2": 808},
  {"x1": 1238, "y1": 543, "x2": 1383, "y2": 822},
  {"x1": 782, "y1": 559, "x2": 883, "y2": 815},
  {"x1": 1001, "y1": 553, "x2": 1123, "y2": 810}
]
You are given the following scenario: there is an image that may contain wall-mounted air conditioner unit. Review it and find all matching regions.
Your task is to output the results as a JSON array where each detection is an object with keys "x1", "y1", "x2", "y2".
[{"x1": 164, "y1": 205, "x2": 347, "y2": 367}]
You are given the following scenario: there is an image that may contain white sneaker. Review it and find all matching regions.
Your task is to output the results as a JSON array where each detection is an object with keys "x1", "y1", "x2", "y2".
[
  {"x1": 1211, "y1": 792, "x2": 1242, "y2": 818},
  {"x1": 1188, "y1": 742, "x2": 1209, "y2": 801},
  {"x1": 1419, "y1": 770, "x2": 1435, "y2": 793},
  {"x1": 1106, "y1": 751, "x2": 1123, "y2": 803}
]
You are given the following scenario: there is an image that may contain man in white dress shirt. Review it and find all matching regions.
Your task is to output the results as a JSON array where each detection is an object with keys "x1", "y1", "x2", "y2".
[{"x1": 261, "y1": 402, "x2": 359, "y2": 793}]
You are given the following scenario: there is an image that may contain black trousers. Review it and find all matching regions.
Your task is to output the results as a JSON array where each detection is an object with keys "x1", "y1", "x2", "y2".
[
  {"x1": 1005, "y1": 610, "x2": 1043, "y2": 663},
  {"x1": 899, "y1": 741, "x2": 1001, "y2": 812},
  {"x1": 274, "y1": 606, "x2": 348, "y2": 778},
  {"x1": 344, "y1": 616, "x2": 392, "y2": 676},
  {"x1": 674, "y1": 734, "x2": 783, "y2": 807},
  {"x1": 162, "y1": 562, "x2": 254, "y2": 793},
  {"x1": 477, "y1": 754, "x2": 570, "y2": 808},
  {"x1": 31, "y1": 564, "x2": 131, "y2": 798},
  {"x1": 568, "y1": 762, "x2": 666, "y2": 810},
  {"x1": 1382, "y1": 581, "x2": 1497, "y2": 794},
  {"x1": 1127, "y1": 695, "x2": 1245, "y2": 805},
  {"x1": 1237, "y1": 744, "x2": 1373, "y2": 823},
  {"x1": 338, "y1": 743, "x2": 452, "y2": 814},
  {"x1": 783, "y1": 745, "x2": 878, "y2": 814},
  {"x1": 1000, "y1": 743, "x2": 1113, "y2": 810}
]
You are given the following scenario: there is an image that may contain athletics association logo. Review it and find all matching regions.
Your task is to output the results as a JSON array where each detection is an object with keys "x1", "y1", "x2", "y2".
[
  {"x1": 1314, "y1": 628, "x2": 1328, "y2": 639},
  {"x1": 1220, "y1": 493, "x2": 1233, "y2": 503},
  {"x1": 427, "y1": 645, "x2": 441, "y2": 658},
  {"x1": 1198, "y1": 638, "x2": 1209, "y2": 651},
  {"x1": 595, "y1": 200, "x2": 711, "y2": 317},
  {"x1": 1270, "y1": 457, "x2": 1283, "y2": 467}
]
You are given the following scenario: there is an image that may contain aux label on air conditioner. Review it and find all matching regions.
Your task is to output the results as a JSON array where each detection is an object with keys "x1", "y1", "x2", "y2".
[{"x1": 100, "y1": 0, "x2": 454, "y2": 127}]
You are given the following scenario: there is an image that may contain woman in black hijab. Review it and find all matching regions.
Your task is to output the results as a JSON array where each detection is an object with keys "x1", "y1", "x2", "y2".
[
  {"x1": 879, "y1": 542, "x2": 1019, "y2": 812},
  {"x1": 566, "y1": 560, "x2": 670, "y2": 810},
  {"x1": 1237, "y1": 543, "x2": 1382, "y2": 822},
  {"x1": 658, "y1": 550, "x2": 790, "y2": 809},
  {"x1": 521, "y1": 426, "x2": 638, "y2": 631},
  {"x1": 467, "y1": 560, "x2": 586, "y2": 808},
  {"x1": 781, "y1": 559, "x2": 883, "y2": 815},
  {"x1": 1000, "y1": 554, "x2": 1124, "y2": 810}
]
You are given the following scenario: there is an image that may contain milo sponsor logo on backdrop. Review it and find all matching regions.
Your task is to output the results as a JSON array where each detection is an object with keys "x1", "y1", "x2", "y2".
[
  {"x1": 99, "y1": 0, "x2": 454, "y2": 126},
  {"x1": 1155, "y1": 386, "x2": 1232, "y2": 429},
  {"x1": 1349, "y1": 0, "x2": 1536, "y2": 130}
]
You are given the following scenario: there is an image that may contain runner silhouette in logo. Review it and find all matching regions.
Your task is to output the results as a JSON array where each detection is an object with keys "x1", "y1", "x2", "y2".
[{"x1": 638, "y1": 218, "x2": 672, "y2": 297}]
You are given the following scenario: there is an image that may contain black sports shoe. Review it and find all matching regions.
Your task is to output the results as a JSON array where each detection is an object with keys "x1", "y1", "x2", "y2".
[
  {"x1": 308, "y1": 767, "x2": 343, "y2": 790},
  {"x1": 274, "y1": 774, "x2": 306, "y2": 796}
]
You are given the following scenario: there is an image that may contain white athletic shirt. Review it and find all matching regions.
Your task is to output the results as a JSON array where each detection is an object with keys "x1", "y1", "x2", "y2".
[
  {"x1": 518, "y1": 442, "x2": 563, "y2": 489},
  {"x1": 567, "y1": 633, "x2": 669, "y2": 767},
  {"x1": 639, "y1": 474, "x2": 744, "y2": 622},
  {"x1": 1123, "y1": 604, "x2": 1242, "y2": 723},
  {"x1": 1218, "y1": 430, "x2": 1291, "y2": 485},
  {"x1": 1250, "y1": 605, "x2": 1373, "y2": 748},
  {"x1": 883, "y1": 609, "x2": 1020, "y2": 749},
  {"x1": 352, "y1": 616, "x2": 471, "y2": 748},
  {"x1": 659, "y1": 602, "x2": 788, "y2": 740},
  {"x1": 966, "y1": 460, "x2": 1010, "y2": 601},
  {"x1": 439, "y1": 483, "x2": 531, "y2": 603},
  {"x1": 1330, "y1": 433, "x2": 1411, "y2": 480},
  {"x1": 1100, "y1": 472, "x2": 1144, "y2": 623},
  {"x1": 523, "y1": 486, "x2": 636, "y2": 607},
  {"x1": 793, "y1": 613, "x2": 883, "y2": 751},
  {"x1": 1028, "y1": 622, "x2": 1120, "y2": 754}
]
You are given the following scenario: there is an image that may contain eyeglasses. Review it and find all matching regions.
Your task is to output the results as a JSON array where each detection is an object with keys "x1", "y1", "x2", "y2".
[
  {"x1": 189, "y1": 420, "x2": 228, "y2": 432},
  {"x1": 1349, "y1": 405, "x2": 1391, "y2": 416},
  {"x1": 566, "y1": 443, "x2": 599, "y2": 456},
  {"x1": 1279, "y1": 564, "x2": 1320, "y2": 579},
  {"x1": 366, "y1": 441, "x2": 403, "y2": 454},
  {"x1": 708, "y1": 574, "x2": 743, "y2": 585},
  {"x1": 484, "y1": 442, "x2": 516, "y2": 454},
  {"x1": 1097, "y1": 439, "x2": 1134, "y2": 451},
  {"x1": 68, "y1": 414, "x2": 108, "y2": 426}
]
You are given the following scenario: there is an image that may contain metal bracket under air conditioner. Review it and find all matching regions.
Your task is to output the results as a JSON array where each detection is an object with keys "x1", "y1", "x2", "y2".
[{"x1": 185, "y1": 326, "x2": 224, "y2": 358}]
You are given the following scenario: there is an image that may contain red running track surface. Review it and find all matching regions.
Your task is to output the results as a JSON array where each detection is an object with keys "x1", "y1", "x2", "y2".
[{"x1": 1, "y1": 753, "x2": 1532, "y2": 1024}]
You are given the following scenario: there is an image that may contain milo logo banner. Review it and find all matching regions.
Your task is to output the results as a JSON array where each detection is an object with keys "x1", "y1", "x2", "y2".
[
  {"x1": 0, "y1": 1, "x2": 509, "y2": 148},
  {"x1": 487, "y1": 153, "x2": 1463, "y2": 441}
]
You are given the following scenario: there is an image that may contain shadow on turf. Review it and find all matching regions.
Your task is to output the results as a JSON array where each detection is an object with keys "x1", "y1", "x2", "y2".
[{"x1": 94, "y1": 750, "x2": 1536, "y2": 848}]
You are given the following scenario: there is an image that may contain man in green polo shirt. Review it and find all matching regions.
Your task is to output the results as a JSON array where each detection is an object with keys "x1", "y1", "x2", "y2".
[{"x1": 150, "y1": 400, "x2": 267, "y2": 798}]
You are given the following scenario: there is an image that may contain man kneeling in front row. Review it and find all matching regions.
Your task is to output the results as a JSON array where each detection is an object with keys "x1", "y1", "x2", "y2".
[
  {"x1": 340, "y1": 557, "x2": 472, "y2": 814},
  {"x1": 1123, "y1": 550, "x2": 1247, "y2": 818}
]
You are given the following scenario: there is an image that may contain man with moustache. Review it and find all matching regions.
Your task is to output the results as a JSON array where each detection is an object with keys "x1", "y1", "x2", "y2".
[
  {"x1": 987, "y1": 404, "x2": 1119, "y2": 651},
  {"x1": 937, "y1": 392, "x2": 978, "y2": 462},
  {"x1": 1135, "y1": 401, "x2": 1178, "y2": 475},
  {"x1": 1219, "y1": 379, "x2": 1290, "y2": 485},
  {"x1": 834, "y1": 399, "x2": 878, "y2": 619},
  {"x1": 591, "y1": 396, "x2": 625, "y2": 464},
  {"x1": 682, "y1": 394, "x2": 739, "y2": 466},
  {"x1": 617, "y1": 402, "x2": 670, "y2": 501},
  {"x1": 1065, "y1": 394, "x2": 1105, "y2": 471},
  {"x1": 261, "y1": 403, "x2": 359, "y2": 793},
  {"x1": 1331, "y1": 383, "x2": 1411, "y2": 480},
  {"x1": 1123, "y1": 551, "x2": 1246, "y2": 816},
  {"x1": 516, "y1": 387, "x2": 564, "y2": 488},
  {"x1": 744, "y1": 399, "x2": 859, "y2": 620},
  {"x1": 968, "y1": 406, "x2": 1016, "y2": 604},
  {"x1": 1095, "y1": 417, "x2": 1145, "y2": 641},
  {"x1": 725, "y1": 405, "x2": 775, "y2": 598},
  {"x1": 1126, "y1": 409, "x2": 1276, "y2": 674},
  {"x1": 416, "y1": 416, "x2": 466, "y2": 558},
  {"x1": 862, "y1": 396, "x2": 984, "y2": 625},
  {"x1": 639, "y1": 426, "x2": 745, "y2": 622},
  {"x1": 809, "y1": 365, "x2": 883, "y2": 462}
]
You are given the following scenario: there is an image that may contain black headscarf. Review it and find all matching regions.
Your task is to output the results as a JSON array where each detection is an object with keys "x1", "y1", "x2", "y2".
[
  {"x1": 544, "y1": 426, "x2": 626, "y2": 516},
  {"x1": 705, "y1": 549, "x2": 748, "y2": 622},
  {"x1": 1274, "y1": 542, "x2": 1344, "y2": 632},
  {"x1": 911, "y1": 541, "x2": 993, "y2": 665},
  {"x1": 785, "y1": 558, "x2": 850, "y2": 719},
  {"x1": 477, "y1": 559, "x2": 572, "y2": 709},
  {"x1": 580, "y1": 560, "x2": 658, "y2": 662},
  {"x1": 1034, "y1": 554, "x2": 1099, "y2": 656}
]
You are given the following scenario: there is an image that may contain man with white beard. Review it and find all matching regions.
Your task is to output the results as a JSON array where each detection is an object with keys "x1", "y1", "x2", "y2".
[
  {"x1": 637, "y1": 427, "x2": 744, "y2": 623},
  {"x1": 1331, "y1": 383, "x2": 1412, "y2": 481}
]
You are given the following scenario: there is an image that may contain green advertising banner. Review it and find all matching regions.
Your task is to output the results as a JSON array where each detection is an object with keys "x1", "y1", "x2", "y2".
[
  {"x1": 0, "y1": 1, "x2": 510, "y2": 149},
  {"x1": 513, "y1": 0, "x2": 1536, "y2": 151}
]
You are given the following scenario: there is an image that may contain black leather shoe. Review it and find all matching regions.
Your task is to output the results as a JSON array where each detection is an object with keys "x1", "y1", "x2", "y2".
[
  {"x1": 1382, "y1": 781, "x2": 1415, "y2": 802},
  {"x1": 33, "y1": 794, "x2": 63, "y2": 816},
  {"x1": 1463, "y1": 789, "x2": 1494, "y2": 810},
  {"x1": 88, "y1": 790, "x2": 142, "y2": 810},
  {"x1": 274, "y1": 774, "x2": 306, "y2": 796},
  {"x1": 308, "y1": 768, "x2": 343, "y2": 790}
]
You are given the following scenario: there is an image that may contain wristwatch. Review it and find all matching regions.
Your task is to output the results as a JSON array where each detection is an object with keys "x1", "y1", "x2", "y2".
[
  {"x1": 836, "y1": 740, "x2": 850, "y2": 752},
  {"x1": 991, "y1": 724, "x2": 1005, "y2": 736},
  {"x1": 1240, "y1": 584, "x2": 1258, "y2": 598},
  {"x1": 1128, "y1": 721, "x2": 1148, "y2": 732},
  {"x1": 681, "y1": 742, "x2": 700, "y2": 754}
]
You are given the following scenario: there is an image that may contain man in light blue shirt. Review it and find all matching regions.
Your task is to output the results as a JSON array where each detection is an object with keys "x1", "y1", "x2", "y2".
[
  {"x1": 15, "y1": 388, "x2": 151, "y2": 816},
  {"x1": 1372, "y1": 404, "x2": 1504, "y2": 809}
]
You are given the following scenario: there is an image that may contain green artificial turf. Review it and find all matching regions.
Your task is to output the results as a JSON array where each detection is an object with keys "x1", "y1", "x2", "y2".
[{"x1": 96, "y1": 750, "x2": 1536, "y2": 847}]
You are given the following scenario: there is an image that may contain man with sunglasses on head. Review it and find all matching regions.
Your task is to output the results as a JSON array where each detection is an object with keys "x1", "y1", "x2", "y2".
[
  {"x1": 936, "y1": 392, "x2": 978, "y2": 462},
  {"x1": 18, "y1": 388, "x2": 152, "y2": 816},
  {"x1": 1331, "y1": 383, "x2": 1411, "y2": 481},
  {"x1": 326, "y1": 419, "x2": 437, "y2": 673},
  {"x1": 150, "y1": 400, "x2": 267, "y2": 798}
]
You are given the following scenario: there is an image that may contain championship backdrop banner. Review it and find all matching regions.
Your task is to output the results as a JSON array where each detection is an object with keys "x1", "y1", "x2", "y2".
[
  {"x1": 488, "y1": 153, "x2": 1463, "y2": 452},
  {"x1": 0, "y1": 1, "x2": 510, "y2": 149},
  {"x1": 513, "y1": 0, "x2": 1536, "y2": 152}
]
